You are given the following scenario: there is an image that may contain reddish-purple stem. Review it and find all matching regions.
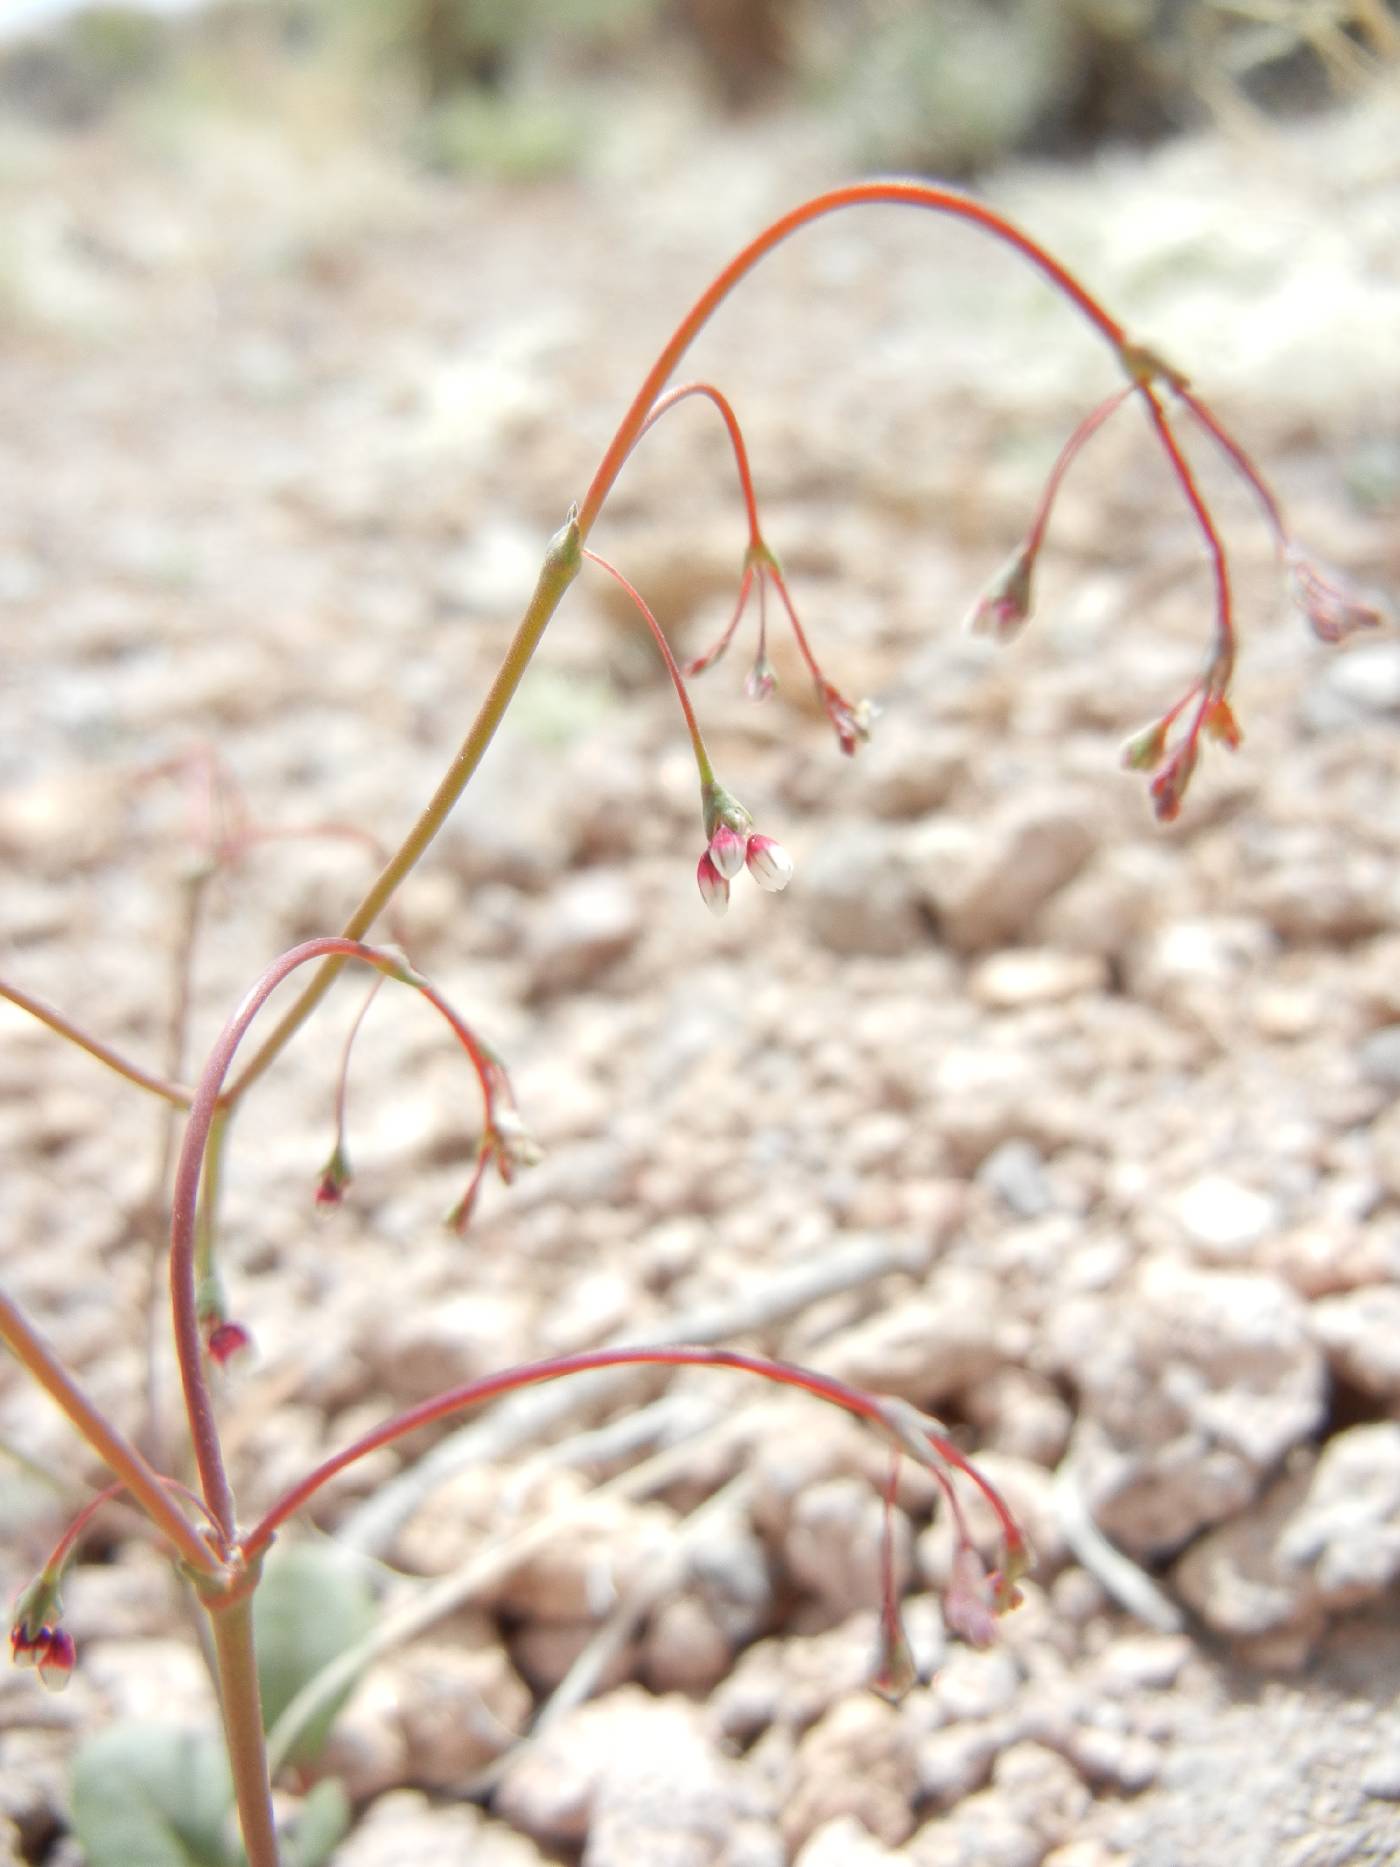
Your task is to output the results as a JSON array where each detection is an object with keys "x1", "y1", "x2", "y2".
[
  {"x1": 170, "y1": 938, "x2": 505, "y2": 1546},
  {"x1": 239, "y1": 1344, "x2": 1015, "y2": 1562},
  {"x1": 640, "y1": 382, "x2": 764, "y2": 547}
]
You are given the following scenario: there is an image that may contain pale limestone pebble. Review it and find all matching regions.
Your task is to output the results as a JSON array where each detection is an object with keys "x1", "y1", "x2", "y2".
[
  {"x1": 333, "y1": 1791, "x2": 549, "y2": 1867},
  {"x1": 859, "y1": 716, "x2": 971, "y2": 820},
  {"x1": 1243, "y1": 836, "x2": 1398, "y2": 945},
  {"x1": 903, "y1": 1796, "x2": 1042, "y2": 1867},
  {"x1": 509, "y1": 1616, "x2": 639, "y2": 1694},
  {"x1": 1046, "y1": 1261, "x2": 1326, "y2": 1556},
  {"x1": 794, "y1": 1816, "x2": 910, "y2": 1864},
  {"x1": 783, "y1": 1475, "x2": 914, "y2": 1621},
  {"x1": 81, "y1": 1637, "x2": 218, "y2": 1729},
  {"x1": 317, "y1": 1671, "x2": 410, "y2": 1802},
  {"x1": 1087, "y1": 1633, "x2": 1193, "y2": 1697},
  {"x1": 1172, "y1": 1465, "x2": 1321, "y2": 1642},
  {"x1": 993, "y1": 1741, "x2": 1093, "y2": 1845},
  {"x1": 749, "y1": 1408, "x2": 886, "y2": 1542},
  {"x1": 1059, "y1": 1724, "x2": 1162, "y2": 1794},
  {"x1": 643, "y1": 1591, "x2": 735, "y2": 1694},
  {"x1": 928, "y1": 1643, "x2": 1025, "y2": 1727},
  {"x1": 1308, "y1": 1285, "x2": 1400, "y2": 1396},
  {"x1": 799, "y1": 821, "x2": 927, "y2": 957},
  {"x1": 962, "y1": 1367, "x2": 1073, "y2": 1467},
  {"x1": 1276, "y1": 1423, "x2": 1400, "y2": 1606},
  {"x1": 524, "y1": 867, "x2": 644, "y2": 996},
  {"x1": 489, "y1": 1492, "x2": 679, "y2": 1621},
  {"x1": 969, "y1": 948, "x2": 1109, "y2": 1010},
  {"x1": 493, "y1": 1688, "x2": 742, "y2": 1851},
  {"x1": 1124, "y1": 914, "x2": 1277, "y2": 1018},
  {"x1": 781, "y1": 1695, "x2": 919, "y2": 1854},
  {"x1": 821, "y1": 1266, "x2": 1034, "y2": 1407},
  {"x1": 914, "y1": 1721, "x2": 1002, "y2": 1810},
  {"x1": 384, "y1": 1628, "x2": 532, "y2": 1788},
  {"x1": 1261, "y1": 1222, "x2": 1400, "y2": 1299},
  {"x1": 1035, "y1": 842, "x2": 1180, "y2": 962},
  {"x1": 1041, "y1": 1844, "x2": 1131, "y2": 1867},
  {"x1": 976, "y1": 1139, "x2": 1058, "y2": 1220},
  {"x1": 367, "y1": 1287, "x2": 535, "y2": 1407},
  {"x1": 1370, "y1": 1098, "x2": 1400, "y2": 1202},
  {"x1": 1168, "y1": 1172, "x2": 1285, "y2": 1259},
  {"x1": 0, "y1": 1816, "x2": 24, "y2": 1867},
  {"x1": 710, "y1": 1615, "x2": 896, "y2": 1742},
  {"x1": 907, "y1": 798, "x2": 1097, "y2": 954},
  {"x1": 391, "y1": 1463, "x2": 524, "y2": 1576}
]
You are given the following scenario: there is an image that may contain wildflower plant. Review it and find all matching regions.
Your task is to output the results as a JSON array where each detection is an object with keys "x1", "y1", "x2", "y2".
[{"x1": 0, "y1": 177, "x2": 1388, "y2": 1865}]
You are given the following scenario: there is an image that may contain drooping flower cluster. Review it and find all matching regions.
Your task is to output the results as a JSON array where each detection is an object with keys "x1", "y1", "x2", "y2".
[
  {"x1": 696, "y1": 781, "x2": 795, "y2": 917},
  {"x1": 10, "y1": 1620, "x2": 75, "y2": 1691},
  {"x1": 10, "y1": 1576, "x2": 75, "y2": 1693}
]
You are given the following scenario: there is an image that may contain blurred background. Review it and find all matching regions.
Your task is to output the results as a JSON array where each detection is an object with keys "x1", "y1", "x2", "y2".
[
  {"x1": 3, "y1": 6, "x2": 1400, "y2": 1867},
  {"x1": 1, "y1": 0, "x2": 1397, "y2": 179}
]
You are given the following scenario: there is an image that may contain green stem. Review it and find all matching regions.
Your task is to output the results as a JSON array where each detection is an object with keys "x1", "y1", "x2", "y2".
[
  {"x1": 207, "y1": 1595, "x2": 280, "y2": 1867},
  {"x1": 0, "y1": 1287, "x2": 223, "y2": 1579},
  {"x1": 224, "y1": 511, "x2": 582, "y2": 1104}
]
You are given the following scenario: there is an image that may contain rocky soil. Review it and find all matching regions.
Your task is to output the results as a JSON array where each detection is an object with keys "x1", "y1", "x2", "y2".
[{"x1": 1, "y1": 74, "x2": 1399, "y2": 1867}]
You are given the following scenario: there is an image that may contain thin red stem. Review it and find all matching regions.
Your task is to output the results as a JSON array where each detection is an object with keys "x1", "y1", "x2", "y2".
[
  {"x1": 639, "y1": 381, "x2": 764, "y2": 546},
  {"x1": 240, "y1": 1344, "x2": 1010, "y2": 1562},
  {"x1": 581, "y1": 549, "x2": 716, "y2": 784},
  {"x1": 577, "y1": 181, "x2": 1127, "y2": 540},
  {"x1": 1025, "y1": 386, "x2": 1133, "y2": 560},
  {"x1": 1135, "y1": 384, "x2": 1235, "y2": 689},
  {"x1": 171, "y1": 938, "x2": 505, "y2": 1545},
  {"x1": 1175, "y1": 386, "x2": 1289, "y2": 549}
]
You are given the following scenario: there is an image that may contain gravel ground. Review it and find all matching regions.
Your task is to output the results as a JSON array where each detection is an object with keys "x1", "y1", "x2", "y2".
[{"x1": 2, "y1": 76, "x2": 1399, "y2": 1867}]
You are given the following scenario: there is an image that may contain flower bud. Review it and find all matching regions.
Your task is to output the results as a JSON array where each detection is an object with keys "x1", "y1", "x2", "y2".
[
  {"x1": 708, "y1": 823, "x2": 747, "y2": 880},
  {"x1": 206, "y1": 1320, "x2": 254, "y2": 1370},
  {"x1": 745, "y1": 833, "x2": 794, "y2": 892},
  {"x1": 1287, "y1": 547, "x2": 1388, "y2": 645},
  {"x1": 1120, "y1": 717, "x2": 1170, "y2": 772},
  {"x1": 1149, "y1": 740, "x2": 1197, "y2": 823},
  {"x1": 966, "y1": 545, "x2": 1034, "y2": 643},
  {"x1": 314, "y1": 1142, "x2": 351, "y2": 1208},
  {"x1": 744, "y1": 655, "x2": 776, "y2": 702},
  {"x1": 696, "y1": 851, "x2": 730, "y2": 917},
  {"x1": 943, "y1": 1544, "x2": 998, "y2": 1650}
]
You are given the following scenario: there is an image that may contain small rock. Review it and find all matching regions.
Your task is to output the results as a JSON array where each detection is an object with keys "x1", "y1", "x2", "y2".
[
  {"x1": 1277, "y1": 1423, "x2": 1400, "y2": 1605},
  {"x1": 1170, "y1": 1174, "x2": 1283, "y2": 1258},
  {"x1": 794, "y1": 1816, "x2": 906, "y2": 1864},
  {"x1": 969, "y1": 949, "x2": 1107, "y2": 1009},
  {"x1": 977, "y1": 1139, "x2": 1056, "y2": 1219},
  {"x1": 911, "y1": 799, "x2": 1096, "y2": 953},
  {"x1": 526, "y1": 868, "x2": 642, "y2": 995},
  {"x1": 1310, "y1": 1286, "x2": 1400, "y2": 1396},
  {"x1": 800, "y1": 822, "x2": 925, "y2": 957},
  {"x1": 1358, "y1": 1024, "x2": 1400, "y2": 1091}
]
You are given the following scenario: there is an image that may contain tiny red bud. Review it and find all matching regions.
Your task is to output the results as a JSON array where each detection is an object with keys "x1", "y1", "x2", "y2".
[
  {"x1": 1121, "y1": 718, "x2": 1170, "y2": 772},
  {"x1": 870, "y1": 1604, "x2": 919, "y2": 1704},
  {"x1": 206, "y1": 1320, "x2": 253, "y2": 1369},
  {"x1": 966, "y1": 545, "x2": 1034, "y2": 644},
  {"x1": 1149, "y1": 741, "x2": 1197, "y2": 823},
  {"x1": 314, "y1": 1143, "x2": 351, "y2": 1207},
  {"x1": 1203, "y1": 695, "x2": 1242, "y2": 750},
  {"x1": 744, "y1": 655, "x2": 776, "y2": 702},
  {"x1": 1287, "y1": 547, "x2": 1389, "y2": 645}
]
